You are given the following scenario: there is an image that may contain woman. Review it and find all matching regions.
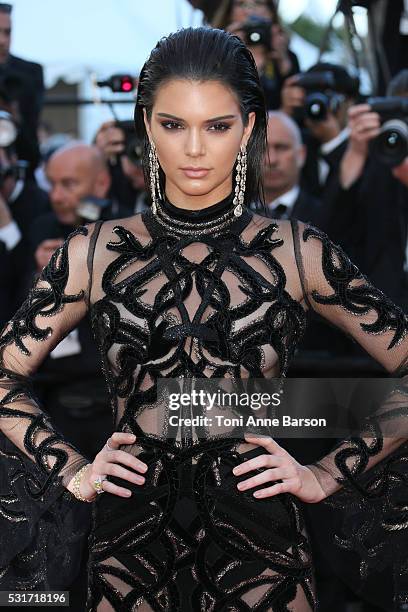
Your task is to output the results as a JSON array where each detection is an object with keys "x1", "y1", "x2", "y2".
[{"x1": 0, "y1": 27, "x2": 407, "y2": 611}]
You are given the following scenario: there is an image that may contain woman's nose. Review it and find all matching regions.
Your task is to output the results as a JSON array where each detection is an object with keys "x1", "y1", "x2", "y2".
[{"x1": 185, "y1": 128, "x2": 204, "y2": 157}]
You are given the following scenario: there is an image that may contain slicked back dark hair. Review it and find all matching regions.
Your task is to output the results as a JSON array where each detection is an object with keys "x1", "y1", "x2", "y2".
[{"x1": 134, "y1": 26, "x2": 268, "y2": 208}]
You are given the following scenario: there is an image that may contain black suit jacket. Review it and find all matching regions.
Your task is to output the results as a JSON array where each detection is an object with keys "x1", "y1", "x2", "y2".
[
  {"x1": 1, "y1": 55, "x2": 44, "y2": 171},
  {"x1": 300, "y1": 135, "x2": 348, "y2": 200},
  {"x1": 252, "y1": 189, "x2": 323, "y2": 227},
  {"x1": 322, "y1": 158, "x2": 408, "y2": 309},
  {"x1": 0, "y1": 240, "x2": 11, "y2": 327}
]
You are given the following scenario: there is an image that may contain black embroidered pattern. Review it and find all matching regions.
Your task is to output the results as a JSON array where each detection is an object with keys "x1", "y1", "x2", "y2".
[
  {"x1": 85, "y1": 210, "x2": 319, "y2": 611},
  {"x1": 0, "y1": 206, "x2": 407, "y2": 609},
  {"x1": 301, "y1": 224, "x2": 408, "y2": 608},
  {"x1": 0, "y1": 226, "x2": 92, "y2": 590},
  {"x1": 0, "y1": 225, "x2": 89, "y2": 356},
  {"x1": 303, "y1": 225, "x2": 408, "y2": 349}
]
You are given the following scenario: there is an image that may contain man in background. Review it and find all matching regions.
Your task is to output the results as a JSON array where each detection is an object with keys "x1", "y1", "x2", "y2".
[
  {"x1": 0, "y1": 137, "x2": 49, "y2": 325},
  {"x1": 255, "y1": 110, "x2": 322, "y2": 225},
  {"x1": 0, "y1": 2, "x2": 44, "y2": 172}
]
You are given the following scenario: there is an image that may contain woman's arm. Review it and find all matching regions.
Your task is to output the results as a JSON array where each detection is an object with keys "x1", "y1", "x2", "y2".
[
  {"x1": 0, "y1": 222, "x2": 101, "y2": 491},
  {"x1": 291, "y1": 219, "x2": 408, "y2": 498}
]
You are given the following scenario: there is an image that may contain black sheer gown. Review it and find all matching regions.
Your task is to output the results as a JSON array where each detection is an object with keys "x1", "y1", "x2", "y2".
[{"x1": 0, "y1": 192, "x2": 408, "y2": 611}]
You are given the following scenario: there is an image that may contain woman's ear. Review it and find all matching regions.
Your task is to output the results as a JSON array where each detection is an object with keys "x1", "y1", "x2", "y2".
[
  {"x1": 242, "y1": 111, "x2": 256, "y2": 148},
  {"x1": 143, "y1": 108, "x2": 152, "y2": 141}
]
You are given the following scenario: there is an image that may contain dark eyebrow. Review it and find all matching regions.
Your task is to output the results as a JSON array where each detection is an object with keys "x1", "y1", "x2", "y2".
[{"x1": 156, "y1": 113, "x2": 237, "y2": 123}]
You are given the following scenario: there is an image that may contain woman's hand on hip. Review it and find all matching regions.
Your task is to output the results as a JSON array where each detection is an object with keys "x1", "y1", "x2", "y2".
[
  {"x1": 80, "y1": 432, "x2": 148, "y2": 500},
  {"x1": 232, "y1": 433, "x2": 326, "y2": 504}
]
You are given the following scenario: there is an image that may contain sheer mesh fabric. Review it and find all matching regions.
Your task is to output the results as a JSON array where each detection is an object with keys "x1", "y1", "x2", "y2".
[
  {"x1": 0, "y1": 224, "x2": 99, "y2": 589},
  {"x1": 0, "y1": 201, "x2": 407, "y2": 610}
]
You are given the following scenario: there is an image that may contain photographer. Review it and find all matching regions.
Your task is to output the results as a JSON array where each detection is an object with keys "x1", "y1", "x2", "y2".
[
  {"x1": 0, "y1": 113, "x2": 49, "y2": 325},
  {"x1": 280, "y1": 63, "x2": 360, "y2": 198},
  {"x1": 0, "y1": 3, "x2": 44, "y2": 173},
  {"x1": 323, "y1": 69, "x2": 408, "y2": 310},
  {"x1": 216, "y1": 0, "x2": 299, "y2": 109},
  {"x1": 94, "y1": 120, "x2": 149, "y2": 216}
]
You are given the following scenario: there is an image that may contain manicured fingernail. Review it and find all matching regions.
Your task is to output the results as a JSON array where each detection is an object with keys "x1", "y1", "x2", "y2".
[
  {"x1": 253, "y1": 491, "x2": 262, "y2": 497},
  {"x1": 125, "y1": 491, "x2": 132, "y2": 496}
]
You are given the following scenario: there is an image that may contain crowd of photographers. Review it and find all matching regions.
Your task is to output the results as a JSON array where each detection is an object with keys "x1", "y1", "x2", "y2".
[{"x1": 0, "y1": 0, "x2": 407, "y2": 608}]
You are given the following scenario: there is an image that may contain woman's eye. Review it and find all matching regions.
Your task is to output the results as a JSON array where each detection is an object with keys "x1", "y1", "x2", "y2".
[
  {"x1": 209, "y1": 123, "x2": 231, "y2": 132},
  {"x1": 159, "y1": 121, "x2": 231, "y2": 131},
  {"x1": 161, "y1": 121, "x2": 183, "y2": 129}
]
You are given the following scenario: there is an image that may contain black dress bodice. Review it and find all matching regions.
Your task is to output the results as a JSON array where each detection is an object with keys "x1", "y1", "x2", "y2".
[{"x1": 0, "y1": 195, "x2": 408, "y2": 609}]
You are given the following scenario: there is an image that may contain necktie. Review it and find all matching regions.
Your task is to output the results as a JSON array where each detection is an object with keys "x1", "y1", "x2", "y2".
[{"x1": 273, "y1": 203, "x2": 288, "y2": 220}]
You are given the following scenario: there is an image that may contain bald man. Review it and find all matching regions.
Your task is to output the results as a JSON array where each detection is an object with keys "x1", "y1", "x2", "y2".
[
  {"x1": 27, "y1": 143, "x2": 116, "y2": 271},
  {"x1": 46, "y1": 142, "x2": 112, "y2": 226},
  {"x1": 254, "y1": 111, "x2": 322, "y2": 225}
]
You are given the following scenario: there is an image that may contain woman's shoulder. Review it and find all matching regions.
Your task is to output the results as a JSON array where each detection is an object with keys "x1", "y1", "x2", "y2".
[
  {"x1": 93, "y1": 212, "x2": 152, "y2": 243},
  {"x1": 248, "y1": 210, "x2": 297, "y2": 237}
]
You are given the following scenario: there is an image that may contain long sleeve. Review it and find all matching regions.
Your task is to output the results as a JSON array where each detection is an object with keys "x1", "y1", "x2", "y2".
[
  {"x1": 0, "y1": 222, "x2": 101, "y2": 589},
  {"x1": 291, "y1": 218, "x2": 408, "y2": 606},
  {"x1": 291, "y1": 219, "x2": 408, "y2": 493}
]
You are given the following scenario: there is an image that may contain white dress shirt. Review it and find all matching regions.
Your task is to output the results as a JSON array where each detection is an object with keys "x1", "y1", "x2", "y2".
[
  {"x1": 267, "y1": 185, "x2": 300, "y2": 219},
  {"x1": 0, "y1": 220, "x2": 21, "y2": 251},
  {"x1": 0, "y1": 179, "x2": 24, "y2": 251},
  {"x1": 318, "y1": 127, "x2": 350, "y2": 185}
]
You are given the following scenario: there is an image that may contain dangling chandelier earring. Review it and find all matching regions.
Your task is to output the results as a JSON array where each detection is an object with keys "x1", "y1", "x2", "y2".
[
  {"x1": 233, "y1": 143, "x2": 247, "y2": 217},
  {"x1": 149, "y1": 140, "x2": 162, "y2": 215}
]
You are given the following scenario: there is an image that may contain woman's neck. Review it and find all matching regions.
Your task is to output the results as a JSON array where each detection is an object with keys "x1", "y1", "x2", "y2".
[{"x1": 164, "y1": 181, "x2": 233, "y2": 211}]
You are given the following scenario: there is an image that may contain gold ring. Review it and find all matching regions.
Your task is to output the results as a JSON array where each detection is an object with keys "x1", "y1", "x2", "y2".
[{"x1": 93, "y1": 475, "x2": 107, "y2": 495}]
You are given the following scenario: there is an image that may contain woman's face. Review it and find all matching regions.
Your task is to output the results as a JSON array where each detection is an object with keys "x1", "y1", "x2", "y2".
[
  {"x1": 143, "y1": 79, "x2": 255, "y2": 208},
  {"x1": 231, "y1": 0, "x2": 274, "y2": 23}
]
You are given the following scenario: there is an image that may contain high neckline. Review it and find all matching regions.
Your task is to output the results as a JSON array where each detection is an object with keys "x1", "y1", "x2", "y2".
[
  {"x1": 161, "y1": 191, "x2": 234, "y2": 222},
  {"x1": 147, "y1": 190, "x2": 246, "y2": 239}
]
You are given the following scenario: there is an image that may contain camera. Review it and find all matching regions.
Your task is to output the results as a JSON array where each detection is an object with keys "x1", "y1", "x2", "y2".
[
  {"x1": 0, "y1": 111, "x2": 17, "y2": 148},
  {"x1": 77, "y1": 196, "x2": 110, "y2": 222},
  {"x1": 295, "y1": 71, "x2": 345, "y2": 122},
  {"x1": 240, "y1": 15, "x2": 272, "y2": 51},
  {"x1": 367, "y1": 97, "x2": 408, "y2": 167},
  {"x1": 115, "y1": 120, "x2": 143, "y2": 166}
]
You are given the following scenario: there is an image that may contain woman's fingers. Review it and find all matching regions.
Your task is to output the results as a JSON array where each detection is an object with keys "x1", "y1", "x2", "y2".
[
  {"x1": 97, "y1": 478, "x2": 133, "y2": 498},
  {"x1": 232, "y1": 452, "x2": 283, "y2": 475},
  {"x1": 104, "y1": 462, "x2": 145, "y2": 485},
  {"x1": 106, "y1": 432, "x2": 136, "y2": 449},
  {"x1": 236, "y1": 467, "x2": 288, "y2": 491},
  {"x1": 243, "y1": 433, "x2": 285, "y2": 455},
  {"x1": 103, "y1": 449, "x2": 148, "y2": 474},
  {"x1": 252, "y1": 478, "x2": 298, "y2": 498},
  {"x1": 91, "y1": 432, "x2": 149, "y2": 498}
]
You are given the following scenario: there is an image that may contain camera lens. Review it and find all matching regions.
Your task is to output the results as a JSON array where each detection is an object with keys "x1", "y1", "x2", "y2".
[
  {"x1": 0, "y1": 111, "x2": 17, "y2": 147},
  {"x1": 385, "y1": 131, "x2": 400, "y2": 148},
  {"x1": 372, "y1": 119, "x2": 408, "y2": 167},
  {"x1": 249, "y1": 31, "x2": 261, "y2": 43},
  {"x1": 305, "y1": 93, "x2": 328, "y2": 122}
]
